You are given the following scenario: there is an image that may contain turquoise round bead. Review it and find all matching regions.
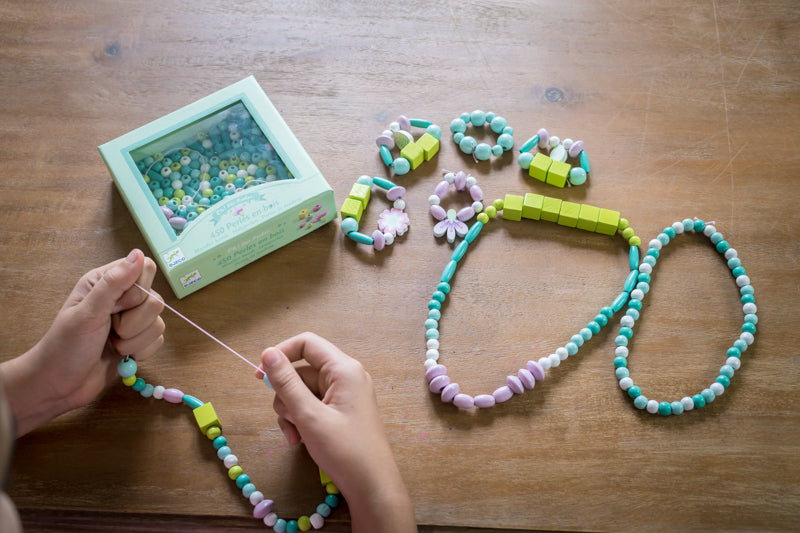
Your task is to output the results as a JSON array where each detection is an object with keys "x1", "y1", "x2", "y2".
[
  {"x1": 432, "y1": 291, "x2": 446, "y2": 303},
  {"x1": 636, "y1": 281, "x2": 650, "y2": 294},
  {"x1": 428, "y1": 309, "x2": 441, "y2": 320},
  {"x1": 355, "y1": 175, "x2": 373, "y2": 186},
  {"x1": 742, "y1": 323, "x2": 756, "y2": 334},
  {"x1": 643, "y1": 255, "x2": 657, "y2": 266},
  {"x1": 579, "y1": 327, "x2": 593, "y2": 341},
  {"x1": 744, "y1": 313, "x2": 758, "y2": 324},
  {"x1": 628, "y1": 299, "x2": 642, "y2": 311},
  {"x1": 637, "y1": 273, "x2": 651, "y2": 284},
  {"x1": 569, "y1": 167, "x2": 587, "y2": 185},
  {"x1": 470, "y1": 110, "x2": 486, "y2": 126},
  {"x1": 316, "y1": 503, "x2": 332, "y2": 517},
  {"x1": 213, "y1": 436, "x2": 227, "y2": 450},
  {"x1": 392, "y1": 157, "x2": 410, "y2": 175},
  {"x1": 425, "y1": 328, "x2": 439, "y2": 340},
  {"x1": 692, "y1": 394, "x2": 706, "y2": 409},
  {"x1": 117, "y1": 358, "x2": 137, "y2": 378},
  {"x1": 498, "y1": 133, "x2": 514, "y2": 150},
  {"x1": 459, "y1": 136, "x2": 476, "y2": 154},
  {"x1": 716, "y1": 375, "x2": 731, "y2": 388},
  {"x1": 424, "y1": 319, "x2": 438, "y2": 330},
  {"x1": 627, "y1": 385, "x2": 641, "y2": 398},
  {"x1": 709, "y1": 232, "x2": 724, "y2": 244},
  {"x1": 594, "y1": 314, "x2": 608, "y2": 327},
  {"x1": 615, "y1": 335, "x2": 628, "y2": 347},
  {"x1": 235, "y1": 474, "x2": 250, "y2": 488},
  {"x1": 716, "y1": 240, "x2": 730, "y2": 253},
  {"x1": 702, "y1": 388, "x2": 715, "y2": 403},
  {"x1": 140, "y1": 384, "x2": 154, "y2": 398},
  {"x1": 731, "y1": 266, "x2": 746, "y2": 277},
  {"x1": 658, "y1": 402, "x2": 672, "y2": 416},
  {"x1": 727, "y1": 257, "x2": 742, "y2": 269},
  {"x1": 647, "y1": 248, "x2": 660, "y2": 259},
  {"x1": 663, "y1": 226, "x2": 676, "y2": 239},
  {"x1": 740, "y1": 285, "x2": 754, "y2": 295},
  {"x1": 587, "y1": 321, "x2": 601, "y2": 334},
  {"x1": 427, "y1": 300, "x2": 441, "y2": 310},
  {"x1": 490, "y1": 116, "x2": 507, "y2": 133},
  {"x1": 727, "y1": 346, "x2": 741, "y2": 358},
  {"x1": 733, "y1": 339, "x2": 748, "y2": 352},
  {"x1": 670, "y1": 401, "x2": 684, "y2": 415},
  {"x1": 491, "y1": 144, "x2": 503, "y2": 157},
  {"x1": 340, "y1": 216, "x2": 358, "y2": 234},
  {"x1": 437, "y1": 282, "x2": 451, "y2": 294},
  {"x1": 286, "y1": 520, "x2": 299, "y2": 533},
  {"x1": 325, "y1": 494, "x2": 340, "y2": 508},
  {"x1": 453, "y1": 132, "x2": 464, "y2": 144},
  {"x1": 720, "y1": 364, "x2": 735, "y2": 378},
  {"x1": 633, "y1": 395, "x2": 648, "y2": 409},
  {"x1": 626, "y1": 308, "x2": 640, "y2": 320},
  {"x1": 426, "y1": 124, "x2": 442, "y2": 139},
  {"x1": 216, "y1": 446, "x2": 231, "y2": 459},
  {"x1": 474, "y1": 143, "x2": 492, "y2": 160},
  {"x1": 242, "y1": 483, "x2": 256, "y2": 497},
  {"x1": 657, "y1": 233, "x2": 669, "y2": 245},
  {"x1": 615, "y1": 367, "x2": 630, "y2": 379},
  {"x1": 570, "y1": 334, "x2": 584, "y2": 347},
  {"x1": 565, "y1": 342, "x2": 578, "y2": 356},
  {"x1": 132, "y1": 378, "x2": 146, "y2": 392},
  {"x1": 601, "y1": 306, "x2": 613, "y2": 318},
  {"x1": 518, "y1": 152, "x2": 534, "y2": 169},
  {"x1": 450, "y1": 118, "x2": 466, "y2": 134},
  {"x1": 693, "y1": 219, "x2": 705, "y2": 232},
  {"x1": 614, "y1": 356, "x2": 628, "y2": 368},
  {"x1": 273, "y1": 519, "x2": 287, "y2": 533},
  {"x1": 619, "y1": 327, "x2": 633, "y2": 339}
]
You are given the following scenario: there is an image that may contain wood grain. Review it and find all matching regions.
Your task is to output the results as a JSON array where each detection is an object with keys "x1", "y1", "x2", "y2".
[{"x1": 1, "y1": 1, "x2": 799, "y2": 531}]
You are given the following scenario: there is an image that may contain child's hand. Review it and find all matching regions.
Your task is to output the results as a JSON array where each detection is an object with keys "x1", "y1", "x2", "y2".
[
  {"x1": 257, "y1": 332, "x2": 416, "y2": 533},
  {"x1": 0, "y1": 249, "x2": 165, "y2": 436}
]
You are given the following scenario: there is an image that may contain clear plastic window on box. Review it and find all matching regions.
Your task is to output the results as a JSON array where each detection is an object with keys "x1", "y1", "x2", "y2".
[{"x1": 129, "y1": 101, "x2": 293, "y2": 235}]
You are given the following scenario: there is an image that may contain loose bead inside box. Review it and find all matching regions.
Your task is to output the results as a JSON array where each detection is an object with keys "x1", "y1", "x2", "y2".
[{"x1": 100, "y1": 77, "x2": 337, "y2": 298}]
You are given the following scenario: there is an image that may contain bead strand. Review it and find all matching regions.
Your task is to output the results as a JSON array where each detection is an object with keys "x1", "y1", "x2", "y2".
[
  {"x1": 517, "y1": 127, "x2": 590, "y2": 187},
  {"x1": 376, "y1": 116, "x2": 441, "y2": 175},
  {"x1": 450, "y1": 110, "x2": 514, "y2": 161},
  {"x1": 614, "y1": 218, "x2": 756, "y2": 415},
  {"x1": 339, "y1": 175, "x2": 410, "y2": 250},
  {"x1": 428, "y1": 170, "x2": 484, "y2": 243}
]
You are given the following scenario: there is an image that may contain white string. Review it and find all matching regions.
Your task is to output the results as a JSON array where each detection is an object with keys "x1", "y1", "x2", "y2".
[{"x1": 133, "y1": 283, "x2": 265, "y2": 376}]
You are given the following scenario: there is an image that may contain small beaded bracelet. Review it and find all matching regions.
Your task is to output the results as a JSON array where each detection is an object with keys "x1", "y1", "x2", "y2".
[
  {"x1": 339, "y1": 175, "x2": 409, "y2": 250},
  {"x1": 116, "y1": 356, "x2": 340, "y2": 531},
  {"x1": 450, "y1": 110, "x2": 514, "y2": 161},
  {"x1": 376, "y1": 116, "x2": 442, "y2": 175},
  {"x1": 428, "y1": 170, "x2": 484, "y2": 243},
  {"x1": 517, "y1": 128, "x2": 590, "y2": 188},
  {"x1": 424, "y1": 192, "x2": 641, "y2": 409},
  {"x1": 614, "y1": 218, "x2": 757, "y2": 416}
]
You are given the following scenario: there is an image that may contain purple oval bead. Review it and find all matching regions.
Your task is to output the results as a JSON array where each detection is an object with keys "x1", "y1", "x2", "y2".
[
  {"x1": 160, "y1": 206, "x2": 174, "y2": 218},
  {"x1": 430, "y1": 204, "x2": 447, "y2": 220},
  {"x1": 397, "y1": 115, "x2": 411, "y2": 131},
  {"x1": 372, "y1": 230, "x2": 385, "y2": 251},
  {"x1": 169, "y1": 217, "x2": 187, "y2": 230},
  {"x1": 506, "y1": 375, "x2": 524, "y2": 394},
  {"x1": 474, "y1": 394, "x2": 496, "y2": 408},
  {"x1": 425, "y1": 364, "x2": 447, "y2": 383},
  {"x1": 453, "y1": 393, "x2": 474, "y2": 409},
  {"x1": 492, "y1": 386, "x2": 513, "y2": 403},
  {"x1": 469, "y1": 185, "x2": 483, "y2": 202},
  {"x1": 518, "y1": 369, "x2": 536, "y2": 390},
  {"x1": 537, "y1": 128, "x2": 549, "y2": 149},
  {"x1": 163, "y1": 388, "x2": 184, "y2": 403},
  {"x1": 386, "y1": 186, "x2": 406, "y2": 202},
  {"x1": 429, "y1": 374, "x2": 450, "y2": 393},
  {"x1": 253, "y1": 499, "x2": 274, "y2": 519},
  {"x1": 454, "y1": 171, "x2": 467, "y2": 190},
  {"x1": 527, "y1": 360, "x2": 546, "y2": 381},
  {"x1": 568, "y1": 140, "x2": 585, "y2": 158},
  {"x1": 456, "y1": 206, "x2": 475, "y2": 221},
  {"x1": 441, "y1": 382, "x2": 460, "y2": 403},
  {"x1": 376, "y1": 134, "x2": 395, "y2": 149},
  {"x1": 434, "y1": 180, "x2": 450, "y2": 198}
]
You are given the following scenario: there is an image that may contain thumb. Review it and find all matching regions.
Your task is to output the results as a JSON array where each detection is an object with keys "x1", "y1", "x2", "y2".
[
  {"x1": 81, "y1": 250, "x2": 144, "y2": 317},
  {"x1": 260, "y1": 347, "x2": 319, "y2": 413}
]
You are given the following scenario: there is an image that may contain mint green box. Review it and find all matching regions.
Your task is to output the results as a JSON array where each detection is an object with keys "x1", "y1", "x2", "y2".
[{"x1": 99, "y1": 76, "x2": 336, "y2": 298}]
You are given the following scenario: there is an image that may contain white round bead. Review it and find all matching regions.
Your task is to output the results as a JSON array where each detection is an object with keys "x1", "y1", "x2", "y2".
[
  {"x1": 466, "y1": 176, "x2": 477, "y2": 187},
  {"x1": 724, "y1": 248, "x2": 738, "y2": 260},
  {"x1": 631, "y1": 289, "x2": 645, "y2": 301},
  {"x1": 426, "y1": 349, "x2": 439, "y2": 360},
  {"x1": 249, "y1": 491, "x2": 264, "y2": 505},
  {"x1": 202, "y1": 139, "x2": 213, "y2": 149},
  {"x1": 428, "y1": 195, "x2": 440, "y2": 205},
  {"x1": 742, "y1": 302, "x2": 757, "y2": 315},
  {"x1": 426, "y1": 339, "x2": 439, "y2": 350},
  {"x1": 562, "y1": 138, "x2": 573, "y2": 149},
  {"x1": 649, "y1": 239, "x2": 662, "y2": 250},
  {"x1": 153, "y1": 385, "x2": 165, "y2": 400},
  {"x1": 549, "y1": 135, "x2": 560, "y2": 147},
  {"x1": 638, "y1": 263, "x2": 652, "y2": 274},
  {"x1": 726, "y1": 357, "x2": 741, "y2": 370},
  {"x1": 538, "y1": 356, "x2": 551, "y2": 370},
  {"x1": 736, "y1": 275, "x2": 750, "y2": 287},
  {"x1": 710, "y1": 382, "x2": 725, "y2": 396},
  {"x1": 740, "y1": 332, "x2": 755, "y2": 345},
  {"x1": 615, "y1": 346, "x2": 629, "y2": 358},
  {"x1": 393, "y1": 199, "x2": 406, "y2": 210},
  {"x1": 389, "y1": 121, "x2": 400, "y2": 132},
  {"x1": 247, "y1": 164, "x2": 258, "y2": 175},
  {"x1": 703, "y1": 225, "x2": 716, "y2": 236},
  {"x1": 646, "y1": 399, "x2": 659, "y2": 413},
  {"x1": 620, "y1": 316, "x2": 635, "y2": 328},
  {"x1": 236, "y1": 169, "x2": 248, "y2": 179},
  {"x1": 548, "y1": 354, "x2": 561, "y2": 367},
  {"x1": 383, "y1": 233, "x2": 394, "y2": 245},
  {"x1": 672, "y1": 221, "x2": 684, "y2": 234},
  {"x1": 263, "y1": 513, "x2": 278, "y2": 527},
  {"x1": 381, "y1": 129, "x2": 393, "y2": 137},
  {"x1": 223, "y1": 454, "x2": 238, "y2": 469},
  {"x1": 555, "y1": 347, "x2": 568, "y2": 360},
  {"x1": 172, "y1": 180, "x2": 183, "y2": 190},
  {"x1": 681, "y1": 396, "x2": 695, "y2": 411},
  {"x1": 444, "y1": 172, "x2": 455, "y2": 184},
  {"x1": 181, "y1": 196, "x2": 193, "y2": 206},
  {"x1": 472, "y1": 201, "x2": 483, "y2": 213},
  {"x1": 424, "y1": 359, "x2": 437, "y2": 369},
  {"x1": 619, "y1": 377, "x2": 634, "y2": 390}
]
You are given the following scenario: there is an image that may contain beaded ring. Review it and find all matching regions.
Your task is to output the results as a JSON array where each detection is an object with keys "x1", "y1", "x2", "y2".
[
  {"x1": 376, "y1": 116, "x2": 442, "y2": 175},
  {"x1": 423, "y1": 191, "x2": 641, "y2": 409},
  {"x1": 450, "y1": 110, "x2": 514, "y2": 161},
  {"x1": 517, "y1": 128, "x2": 590, "y2": 188},
  {"x1": 116, "y1": 356, "x2": 341, "y2": 530},
  {"x1": 614, "y1": 218, "x2": 756, "y2": 416},
  {"x1": 428, "y1": 170, "x2": 484, "y2": 243},
  {"x1": 339, "y1": 175, "x2": 409, "y2": 250}
]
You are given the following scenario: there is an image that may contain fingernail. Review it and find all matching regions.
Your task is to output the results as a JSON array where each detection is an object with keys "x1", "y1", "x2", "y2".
[{"x1": 125, "y1": 249, "x2": 140, "y2": 264}]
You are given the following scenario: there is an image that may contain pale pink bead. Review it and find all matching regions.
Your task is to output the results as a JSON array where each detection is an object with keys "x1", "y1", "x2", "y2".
[
  {"x1": 454, "y1": 171, "x2": 467, "y2": 190},
  {"x1": 527, "y1": 360, "x2": 546, "y2": 381},
  {"x1": 163, "y1": 388, "x2": 183, "y2": 403},
  {"x1": 434, "y1": 180, "x2": 450, "y2": 198},
  {"x1": 537, "y1": 128, "x2": 549, "y2": 149},
  {"x1": 376, "y1": 134, "x2": 394, "y2": 149},
  {"x1": 310, "y1": 513, "x2": 325, "y2": 529},
  {"x1": 492, "y1": 386, "x2": 513, "y2": 403},
  {"x1": 253, "y1": 499, "x2": 274, "y2": 519},
  {"x1": 453, "y1": 393, "x2": 474, "y2": 409},
  {"x1": 506, "y1": 375, "x2": 524, "y2": 394},
  {"x1": 441, "y1": 382, "x2": 460, "y2": 403},
  {"x1": 429, "y1": 374, "x2": 450, "y2": 393},
  {"x1": 430, "y1": 204, "x2": 446, "y2": 220},
  {"x1": 372, "y1": 230, "x2": 385, "y2": 251},
  {"x1": 474, "y1": 394, "x2": 496, "y2": 408},
  {"x1": 457, "y1": 206, "x2": 475, "y2": 221},
  {"x1": 425, "y1": 364, "x2": 447, "y2": 382},
  {"x1": 518, "y1": 369, "x2": 536, "y2": 390},
  {"x1": 568, "y1": 140, "x2": 584, "y2": 158},
  {"x1": 386, "y1": 186, "x2": 406, "y2": 201},
  {"x1": 397, "y1": 115, "x2": 411, "y2": 131},
  {"x1": 469, "y1": 185, "x2": 483, "y2": 202}
]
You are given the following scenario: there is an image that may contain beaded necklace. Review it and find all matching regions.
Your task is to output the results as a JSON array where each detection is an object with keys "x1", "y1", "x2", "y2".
[
  {"x1": 116, "y1": 286, "x2": 341, "y2": 532},
  {"x1": 424, "y1": 191, "x2": 641, "y2": 409}
]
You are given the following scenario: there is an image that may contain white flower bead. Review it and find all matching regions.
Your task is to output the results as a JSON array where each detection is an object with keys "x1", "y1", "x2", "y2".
[
  {"x1": 726, "y1": 357, "x2": 741, "y2": 370},
  {"x1": 615, "y1": 346, "x2": 629, "y2": 358},
  {"x1": 681, "y1": 396, "x2": 695, "y2": 411},
  {"x1": 736, "y1": 275, "x2": 750, "y2": 287},
  {"x1": 646, "y1": 399, "x2": 659, "y2": 413},
  {"x1": 620, "y1": 316, "x2": 635, "y2": 328},
  {"x1": 703, "y1": 225, "x2": 716, "y2": 237},
  {"x1": 631, "y1": 289, "x2": 645, "y2": 301},
  {"x1": 249, "y1": 491, "x2": 264, "y2": 505},
  {"x1": 389, "y1": 121, "x2": 400, "y2": 132},
  {"x1": 426, "y1": 339, "x2": 439, "y2": 350},
  {"x1": 549, "y1": 135, "x2": 560, "y2": 147},
  {"x1": 444, "y1": 172, "x2": 455, "y2": 184},
  {"x1": 383, "y1": 233, "x2": 394, "y2": 245},
  {"x1": 153, "y1": 385, "x2": 165, "y2": 400},
  {"x1": 619, "y1": 377, "x2": 634, "y2": 390},
  {"x1": 539, "y1": 356, "x2": 552, "y2": 370},
  {"x1": 424, "y1": 359, "x2": 437, "y2": 369},
  {"x1": 472, "y1": 201, "x2": 483, "y2": 213},
  {"x1": 740, "y1": 332, "x2": 755, "y2": 345},
  {"x1": 743, "y1": 302, "x2": 757, "y2": 315},
  {"x1": 649, "y1": 239, "x2": 662, "y2": 250},
  {"x1": 548, "y1": 354, "x2": 561, "y2": 367},
  {"x1": 466, "y1": 176, "x2": 477, "y2": 187},
  {"x1": 672, "y1": 221, "x2": 684, "y2": 234},
  {"x1": 428, "y1": 195, "x2": 440, "y2": 205},
  {"x1": 223, "y1": 454, "x2": 238, "y2": 469},
  {"x1": 426, "y1": 349, "x2": 439, "y2": 360},
  {"x1": 393, "y1": 199, "x2": 406, "y2": 210},
  {"x1": 710, "y1": 382, "x2": 725, "y2": 396},
  {"x1": 724, "y1": 248, "x2": 738, "y2": 260},
  {"x1": 555, "y1": 347, "x2": 568, "y2": 360},
  {"x1": 638, "y1": 263, "x2": 652, "y2": 274}
]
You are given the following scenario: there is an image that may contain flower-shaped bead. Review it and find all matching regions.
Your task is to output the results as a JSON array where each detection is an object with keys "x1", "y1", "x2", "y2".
[
  {"x1": 378, "y1": 208, "x2": 409, "y2": 236},
  {"x1": 433, "y1": 209, "x2": 469, "y2": 243}
]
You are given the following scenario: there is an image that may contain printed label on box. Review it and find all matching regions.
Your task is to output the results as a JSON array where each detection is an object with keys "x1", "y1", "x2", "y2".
[
  {"x1": 163, "y1": 247, "x2": 187, "y2": 269},
  {"x1": 181, "y1": 270, "x2": 202, "y2": 288}
]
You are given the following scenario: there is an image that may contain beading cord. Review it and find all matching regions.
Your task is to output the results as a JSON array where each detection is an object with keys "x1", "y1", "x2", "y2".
[
  {"x1": 613, "y1": 218, "x2": 757, "y2": 415},
  {"x1": 423, "y1": 191, "x2": 641, "y2": 409},
  {"x1": 339, "y1": 175, "x2": 409, "y2": 250},
  {"x1": 376, "y1": 115, "x2": 442, "y2": 175},
  {"x1": 450, "y1": 110, "x2": 515, "y2": 162},
  {"x1": 517, "y1": 128, "x2": 590, "y2": 188},
  {"x1": 120, "y1": 284, "x2": 343, "y2": 531}
]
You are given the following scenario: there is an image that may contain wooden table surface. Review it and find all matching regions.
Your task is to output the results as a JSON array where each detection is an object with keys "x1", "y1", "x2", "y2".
[{"x1": 1, "y1": 1, "x2": 798, "y2": 532}]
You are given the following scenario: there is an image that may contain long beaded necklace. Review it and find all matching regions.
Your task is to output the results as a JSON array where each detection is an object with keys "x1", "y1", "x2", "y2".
[{"x1": 116, "y1": 286, "x2": 341, "y2": 532}]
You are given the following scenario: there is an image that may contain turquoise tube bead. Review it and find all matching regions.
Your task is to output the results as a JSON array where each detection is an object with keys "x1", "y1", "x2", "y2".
[
  {"x1": 379, "y1": 145, "x2": 393, "y2": 166},
  {"x1": 132, "y1": 378, "x2": 146, "y2": 392},
  {"x1": 671, "y1": 401, "x2": 684, "y2": 415},
  {"x1": 441, "y1": 260, "x2": 457, "y2": 283},
  {"x1": 629, "y1": 246, "x2": 639, "y2": 270},
  {"x1": 623, "y1": 271, "x2": 638, "y2": 293},
  {"x1": 438, "y1": 282, "x2": 451, "y2": 294},
  {"x1": 452, "y1": 240, "x2": 469, "y2": 262},
  {"x1": 627, "y1": 385, "x2": 641, "y2": 398},
  {"x1": 372, "y1": 176, "x2": 395, "y2": 190},
  {"x1": 410, "y1": 118, "x2": 432, "y2": 128},
  {"x1": 702, "y1": 388, "x2": 715, "y2": 403},
  {"x1": 465, "y1": 221, "x2": 483, "y2": 243},
  {"x1": 692, "y1": 394, "x2": 706, "y2": 408},
  {"x1": 519, "y1": 135, "x2": 539, "y2": 152},
  {"x1": 347, "y1": 231, "x2": 374, "y2": 245},
  {"x1": 658, "y1": 402, "x2": 672, "y2": 416},
  {"x1": 183, "y1": 395, "x2": 203, "y2": 409},
  {"x1": 614, "y1": 356, "x2": 627, "y2": 368},
  {"x1": 612, "y1": 291, "x2": 630, "y2": 313},
  {"x1": 633, "y1": 395, "x2": 648, "y2": 409},
  {"x1": 716, "y1": 375, "x2": 731, "y2": 388},
  {"x1": 579, "y1": 150, "x2": 590, "y2": 173}
]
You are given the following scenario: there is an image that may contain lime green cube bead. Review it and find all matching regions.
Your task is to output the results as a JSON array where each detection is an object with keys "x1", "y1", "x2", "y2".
[
  {"x1": 596, "y1": 208, "x2": 621, "y2": 236},
  {"x1": 348, "y1": 182, "x2": 371, "y2": 208},
  {"x1": 416, "y1": 133, "x2": 440, "y2": 161},
  {"x1": 522, "y1": 193, "x2": 543, "y2": 220},
  {"x1": 577, "y1": 204, "x2": 600, "y2": 232},
  {"x1": 529, "y1": 152, "x2": 552, "y2": 182},
  {"x1": 540, "y1": 196, "x2": 562, "y2": 223},
  {"x1": 558, "y1": 201, "x2": 580, "y2": 227},
  {"x1": 400, "y1": 142, "x2": 424, "y2": 169},
  {"x1": 340, "y1": 197, "x2": 364, "y2": 223},
  {"x1": 546, "y1": 160, "x2": 570, "y2": 188},
  {"x1": 193, "y1": 402, "x2": 221, "y2": 436},
  {"x1": 502, "y1": 194, "x2": 524, "y2": 221}
]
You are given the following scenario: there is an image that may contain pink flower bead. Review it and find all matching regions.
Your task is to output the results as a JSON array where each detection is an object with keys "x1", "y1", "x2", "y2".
[{"x1": 453, "y1": 393, "x2": 474, "y2": 409}]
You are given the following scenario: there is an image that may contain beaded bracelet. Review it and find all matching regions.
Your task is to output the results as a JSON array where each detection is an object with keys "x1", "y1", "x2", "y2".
[
  {"x1": 614, "y1": 218, "x2": 757, "y2": 415},
  {"x1": 517, "y1": 128, "x2": 590, "y2": 188},
  {"x1": 450, "y1": 110, "x2": 514, "y2": 161},
  {"x1": 116, "y1": 356, "x2": 340, "y2": 531},
  {"x1": 428, "y1": 170, "x2": 484, "y2": 243},
  {"x1": 423, "y1": 192, "x2": 641, "y2": 409},
  {"x1": 339, "y1": 175, "x2": 409, "y2": 250},
  {"x1": 376, "y1": 116, "x2": 442, "y2": 175}
]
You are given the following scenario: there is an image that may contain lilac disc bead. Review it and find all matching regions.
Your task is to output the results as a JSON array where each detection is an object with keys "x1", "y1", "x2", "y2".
[
  {"x1": 506, "y1": 375, "x2": 524, "y2": 394},
  {"x1": 429, "y1": 374, "x2": 451, "y2": 393},
  {"x1": 376, "y1": 134, "x2": 394, "y2": 149},
  {"x1": 537, "y1": 128, "x2": 549, "y2": 149},
  {"x1": 372, "y1": 230, "x2": 385, "y2": 251},
  {"x1": 474, "y1": 394, "x2": 496, "y2": 408},
  {"x1": 425, "y1": 364, "x2": 447, "y2": 383},
  {"x1": 568, "y1": 140, "x2": 585, "y2": 158},
  {"x1": 386, "y1": 186, "x2": 406, "y2": 202},
  {"x1": 253, "y1": 499, "x2": 274, "y2": 519},
  {"x1": 527, "y1": 360, "x2": 546, "y2": 381},
  {"x1": 518, "y1": 369, "x2": 536, "y2": 390},
  {"x1": 163, "y1": 388, "x2": 184, "y2": 403},
  {"x1": 397, "y1": 115, "x2": 411, "y2": 131},
  {"x1": 441, "y1": 382, "x2": 460, "y2": 403},
  {"x1": 492, "y1": 386, "x2": 513, "y2": 403},
  {"x1": 453, "y1": 393, "x2": 474, "y2": 409}
]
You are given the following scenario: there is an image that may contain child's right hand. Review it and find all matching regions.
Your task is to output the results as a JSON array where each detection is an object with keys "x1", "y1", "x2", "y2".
[{"x1": 257, "y1": 332, "x2": 416, "y2": 533}]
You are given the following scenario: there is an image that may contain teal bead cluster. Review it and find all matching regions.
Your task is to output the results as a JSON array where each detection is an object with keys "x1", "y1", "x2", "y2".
[
  {"x1": 615, "y1": 218, "x2": 756, "y2": 415},
  {"x1": 134, "y1": 102, "x2": 292, "y2": 235},
  {"x1": 450, "y1": 110, "x2": 514, "y2": 161}
]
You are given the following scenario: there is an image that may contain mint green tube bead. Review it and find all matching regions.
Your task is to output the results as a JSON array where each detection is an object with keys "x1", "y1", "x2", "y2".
[
  {"x1": 183, "y1": 395, "x2": 203, "y2": 409},
  {"x1": 441, "y1": 260, "x2": 457, "y2": 283},
  {"x1": 623, "y1": 271, "x2": 638, "y2": 293},
  {"x1": 347, "y1": 231, "x2": 374, "y2": 245},
  {"x1": 612, "y1": 291, "x2": 630, "y2": 312},
  {"x1": 465, "y1": 221, "x2": 483, "y2": 243},
  {"x1": 379, "y1": 145, "x2": 393, "y2": 166},
  {"x1": 452, "y1": 241, "x2": 469, "y2": 262},
  {"x1": 410, "y1": 118, "x2": 432, "y2": 128},
  {"x1": 579, "y1": 150, "x2": 590, "y2": 173},
  {"x1": 629, "y1": 246, "x2": 639, "y2": 270},
  {"x1": 372, "y1": 176, "x2": 395, "y2": 190},
  {"x1": 519, "y1": 135, "x2": 539, "y2": 153}
]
